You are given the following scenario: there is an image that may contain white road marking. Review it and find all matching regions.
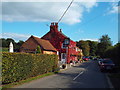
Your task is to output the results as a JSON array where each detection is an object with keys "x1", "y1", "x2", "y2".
[{"x1": 73, "y1": 71, "x2": 84, "y2": 81}]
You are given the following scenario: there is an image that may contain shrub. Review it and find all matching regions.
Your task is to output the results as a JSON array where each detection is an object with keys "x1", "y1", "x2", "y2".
[
  {"x1": 2, "y1": 53, "x2": 58, "y2": 84},
  {"x1": 104, "y1": 43, "x2": 120, "y2": 66},
  {"x1": 36, "y1": 46, "x2": 42, "y2": 54}
]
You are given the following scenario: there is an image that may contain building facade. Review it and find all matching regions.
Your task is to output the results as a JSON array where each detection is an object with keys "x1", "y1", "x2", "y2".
[{"x1": 42, "y1": 22, "x2": 82, "y2": 64}]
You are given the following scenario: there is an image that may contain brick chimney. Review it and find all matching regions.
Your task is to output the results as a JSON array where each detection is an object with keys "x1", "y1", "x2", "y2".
[{"x1": 50, "y1": 22, "x2": 58, "y2": 32}]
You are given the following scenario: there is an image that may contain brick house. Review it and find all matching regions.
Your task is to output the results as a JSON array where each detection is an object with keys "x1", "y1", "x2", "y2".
[
  {"x1": 41, "y1": 22, "x2": 82, "y2": 64},
  {"x1": 20, "y1": 35, "x2": 57, "y2": 54}
]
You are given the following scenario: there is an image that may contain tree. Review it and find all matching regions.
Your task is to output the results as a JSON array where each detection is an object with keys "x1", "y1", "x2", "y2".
[
  {"x1": 1, "y1": 38, "x2": 24, "y2": 52},
  {"x1": 14, "y1": 40, "x2": 24, "y2": 52},
  {"x1": 97, "y1": 35, "x2": 112, "y2": 57},
  {"x1": 87, "y1": 40, "x2": 98, "y2": 56},
  {"x1": 36, "y1": 45, "x2": 42, "y2": 53},
  {"x1": 1, "y1": 38, "x2": 7, "y2": 47},
  {"x1": 6, "y1": 38, "x2": 16, "y2": 47},
  {"x1": 76, "y1": 40, "x2": 90, "y2": 56},
  {"x1": 104, "y1": 43, "x2": 120, "y2": 65}
]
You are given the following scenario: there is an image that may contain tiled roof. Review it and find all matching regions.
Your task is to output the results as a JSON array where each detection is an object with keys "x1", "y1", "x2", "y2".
[
  {"x1": 21, "y1": 35, "x2": 57, "y2": 52},
  {"x1": 41, "y1": 30, "x2": 75, "y2": 43},
  {"x1": 32, "y1": 36, "x2": 57, "y2": 51}
]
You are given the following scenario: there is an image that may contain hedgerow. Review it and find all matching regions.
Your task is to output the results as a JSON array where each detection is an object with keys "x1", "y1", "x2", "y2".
[{"x1": 2, "y1": 53, "x2": 58, "y2": 84}]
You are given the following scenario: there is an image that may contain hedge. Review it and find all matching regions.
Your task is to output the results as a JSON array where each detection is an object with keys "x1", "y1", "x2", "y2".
[
  {"x1": 104, "y1": 43, "x2": 120, "y2": 66},
  {"x1": 2, "y1": 53, "x2": 58, "y2": 84}
]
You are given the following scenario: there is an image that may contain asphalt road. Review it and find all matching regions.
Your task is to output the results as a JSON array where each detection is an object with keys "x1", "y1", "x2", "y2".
[{"x1": 13, "y1": 60, "x2": 110, "y2": 88}]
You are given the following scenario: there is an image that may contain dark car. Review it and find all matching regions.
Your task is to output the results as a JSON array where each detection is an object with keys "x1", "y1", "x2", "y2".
[
  {"x1": 93, "y1": 57, "x2": 98, "y2": 60},
  {"x1": 89, "y1": 56, "x2": 93, "y2": 60},
  {"x1": 82, "y1": 56, "x2": 90, "y2": 61},
  {"x1": 99, "y1": 59, "x2": 115, "y2": 71}
]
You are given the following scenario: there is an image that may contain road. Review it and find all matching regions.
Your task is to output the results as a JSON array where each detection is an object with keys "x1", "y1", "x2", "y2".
[{"x1": 13, "y1": 60, "x2": 110, "y2": 88}]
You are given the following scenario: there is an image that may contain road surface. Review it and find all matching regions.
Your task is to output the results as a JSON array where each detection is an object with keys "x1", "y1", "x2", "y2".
[{"x1": 13, "y1": 60, "x2": 110, "y2": 88}]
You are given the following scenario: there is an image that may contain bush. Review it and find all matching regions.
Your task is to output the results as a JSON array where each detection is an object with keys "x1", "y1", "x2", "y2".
[
  {"x1": 104, "y1": 43, "x2": 120, "y2": 66},
  {"x1": 2, "y1": 53, "x2": 58, "y2": 84}
]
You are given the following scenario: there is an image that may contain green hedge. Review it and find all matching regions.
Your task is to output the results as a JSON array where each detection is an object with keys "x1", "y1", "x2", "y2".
[
  {"x1": 104, "y1": 43, "x2": 120, "y2": 66},
  {"x1": 2, "y1": 53, "x2": 58, "y2": 84}
]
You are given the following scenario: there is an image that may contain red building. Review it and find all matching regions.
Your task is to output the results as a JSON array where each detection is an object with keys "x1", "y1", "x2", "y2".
[{"x1": 42, "y1": 22, "x2": 82, "y2": 64}]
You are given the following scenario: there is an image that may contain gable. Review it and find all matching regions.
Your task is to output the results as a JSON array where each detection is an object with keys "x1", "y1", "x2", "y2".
[{"x1": 20, "y1": 35, "x2": 57, "y2": 52}]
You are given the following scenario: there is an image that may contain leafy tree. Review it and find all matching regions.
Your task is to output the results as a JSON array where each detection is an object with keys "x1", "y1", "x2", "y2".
[
  {"x1": 104, "y1": 43, "x2": 120, "y2": 65},
  {"x1": 76, "y1": 40, "x2": 90, "y2": 56},
  {"x1": 36, "y1": 45, "x2": 42, "y2": 53},
  {"x1": 97, "y1": 35, "x2": 112, "y2": 57},
  {"x1": 1, "y1": 38, "x2": 7, "y2": 47},
  {"x1": 14, "y1": 40, "x2": 24, "y2": 52},
  {"x1": 99, "y1": 35, "x2": 112, "y2": 46},
  {"x1": 6, "y1": 38, "x2": 16, "y2": 47},
  {"x1": 1, "y1": 38, "x2": 24, "y2": 52},
  {"x1": 87, "y1": 40, "x2": 98, "y2": 56}
]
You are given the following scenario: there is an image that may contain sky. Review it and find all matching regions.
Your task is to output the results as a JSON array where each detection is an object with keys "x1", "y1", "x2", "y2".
[{"x1": 0, "y1": 0, "x2": 119, "y2": 45}]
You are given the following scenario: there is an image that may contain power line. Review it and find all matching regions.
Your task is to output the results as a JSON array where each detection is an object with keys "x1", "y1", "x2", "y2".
[{"x1": 58, "y1": 0, "x2": 74, "y2": 23}]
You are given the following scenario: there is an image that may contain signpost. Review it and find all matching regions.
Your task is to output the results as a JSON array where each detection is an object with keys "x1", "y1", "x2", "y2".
[{"x1": 63, "y1": 38, "x2": 70, "y2": 69}]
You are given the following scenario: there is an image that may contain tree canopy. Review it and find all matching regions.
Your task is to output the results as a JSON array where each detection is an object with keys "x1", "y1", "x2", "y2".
[
  {"x1": 76, "y1": 40, "x2": 90, "y2": 56},
  {"x1": 1, "y1": 38, "x2": 24, "y2": 52},
  {"x1": 97, "y1": 35, "x2": 112, "y2": 57}
]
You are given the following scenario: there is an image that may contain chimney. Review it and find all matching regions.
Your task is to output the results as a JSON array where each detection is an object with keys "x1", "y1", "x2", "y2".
[
  {"x1": 50, "y1": 22, "x2": 58, "y2": 32},
  {"x1": 60, "y1": 29, "x2": 62, "y2": 33}
]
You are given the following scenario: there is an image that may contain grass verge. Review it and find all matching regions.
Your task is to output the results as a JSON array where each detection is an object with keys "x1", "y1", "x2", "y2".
[{"x1": 2, "y1": 72, "x2": 57, "y2": 89}]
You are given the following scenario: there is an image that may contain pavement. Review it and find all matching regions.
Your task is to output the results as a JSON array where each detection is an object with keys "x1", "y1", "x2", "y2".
[{"x1": 12, "y1": 60, "x2": 112, "y2": 88}]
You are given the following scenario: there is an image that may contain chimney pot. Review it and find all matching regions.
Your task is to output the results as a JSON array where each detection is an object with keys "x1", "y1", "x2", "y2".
[{"x1": 60, "y1": 29, "x2": 62, "y2": 32}]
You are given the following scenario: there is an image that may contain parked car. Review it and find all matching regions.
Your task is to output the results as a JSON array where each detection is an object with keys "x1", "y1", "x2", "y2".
[
  {"x1": 89, "y1": 56, "x2": 93, "y2": 60},
  {"x1": 82, "y1": 56, "x2": 90, "y2": 61},
  {"x1": 99, "y1": 59, "x2": 115, "y2": 71},
  {"x1": 93, "y1": 57, "x2": 98, "y2": 60}
]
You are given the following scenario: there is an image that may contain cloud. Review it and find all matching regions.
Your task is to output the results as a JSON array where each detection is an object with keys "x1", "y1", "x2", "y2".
[
  {"x1": 81, "y1": 38, "x2": 99, "y2": 41},
  {"x1": 106, "y1": 2, "x2": 119, "y2": 14},
  {"x1": 0, "y1": 33, "x2": 31, "y2": 41},
  {"x1": 1, "y1": 2, "x2": 97, "y2": 24}
]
